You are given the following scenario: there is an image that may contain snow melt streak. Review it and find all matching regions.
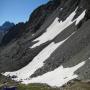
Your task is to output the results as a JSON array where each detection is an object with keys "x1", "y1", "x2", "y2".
[{"x1": 75, "y1": 10, "x2": 86, "y2": 25}]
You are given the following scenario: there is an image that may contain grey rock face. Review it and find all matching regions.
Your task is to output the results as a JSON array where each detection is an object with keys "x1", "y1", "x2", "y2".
[{"x1": 0, "y1": 22, "x2": 14, "y2": 44}]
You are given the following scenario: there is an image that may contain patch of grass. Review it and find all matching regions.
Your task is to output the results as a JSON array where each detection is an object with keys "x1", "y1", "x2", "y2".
[
  {"x1": 18, "y1": 83, "x2": 59, "y2": 90},
  {"x1": 17, "y1": 81, "x2": 90, "y2": 90},
  {"x1": 0, "y1": 75, "x2": 90, "y2": 90}
]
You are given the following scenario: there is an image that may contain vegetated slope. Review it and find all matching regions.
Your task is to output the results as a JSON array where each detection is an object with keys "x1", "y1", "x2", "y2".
[{"x1": 0, "y1": 0, "x2": 90, "y2": 87}]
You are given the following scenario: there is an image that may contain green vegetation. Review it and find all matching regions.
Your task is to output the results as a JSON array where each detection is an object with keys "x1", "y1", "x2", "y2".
[
  {"x1": 17, "y1": 81, "x2": 90, "y2": 90},
  {"x1": 0, "y1": 74, "x2": 90, "y2": 90},
  {"x1": 18, "y1": 83, "x2": 59, "y2": 90}
]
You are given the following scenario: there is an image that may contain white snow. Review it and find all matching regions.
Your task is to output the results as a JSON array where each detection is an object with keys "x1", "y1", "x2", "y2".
[
  {"x1": 3, "y1": 32, "x2": 75, "y2": 83},
  {"x1": 31, "y1": 9, "x2": 86, "y2": 48},
  {"x1": 60, "y1": 8, "x2": 63, "y2": 11},
  {"x1": 23, "y1": 61, "x2": 86, "y2": 87},
  {"x1": 30, "y1": 9, "x2": 77, "y2": 48},
  {"x1": 75, "y1": 10, "x2": 86, "y2": 25}
]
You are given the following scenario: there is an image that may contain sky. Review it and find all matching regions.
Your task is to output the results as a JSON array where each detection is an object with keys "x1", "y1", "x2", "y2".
[{"x1": 0, "y1": 0, "x2": 48, "y2": 25}]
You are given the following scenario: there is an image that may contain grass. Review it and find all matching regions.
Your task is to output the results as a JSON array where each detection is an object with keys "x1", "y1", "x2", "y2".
[
  {"x1": 18, "y1": 83, "x2": 59, "y2": 90},
  {"x1": 0, "y1": 74, "x2": 90, "y2": 90},
  {"x1": 17, "y1": 81, "x2": 90, "y2": 90}
]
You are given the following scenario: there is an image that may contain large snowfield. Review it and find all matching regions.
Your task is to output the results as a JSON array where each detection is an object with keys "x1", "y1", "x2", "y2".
[
  {"x1": 3, "y1": 8, "x2": 86, "y2": 87},
  {"x1": 23, "y1": 61, "x2": 86, "y2": 87}
]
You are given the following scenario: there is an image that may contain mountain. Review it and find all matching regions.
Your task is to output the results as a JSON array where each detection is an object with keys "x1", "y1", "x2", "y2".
[
  {"x1": 0, "y1": 22, "x2": 14, "y2": 44},
  {"x1": 1, "y1": 0, "x2": 61, "y2": 46},
  {"x1": 0, "y1": 21, "x2": 14, "y2": 31},
  {"x1": 0, "y1": 0, "x2": 90, "y2": 88}
]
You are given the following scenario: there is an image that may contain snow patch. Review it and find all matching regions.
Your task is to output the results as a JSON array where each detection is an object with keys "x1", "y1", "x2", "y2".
[
  {"x1": 30, "y1": 9, "x2": 77, "y2": 48},
  {"x1": 60, "y1": 8, "x2": 63, "y2": 11},
  {"x1": 23, "y1": 61, "x2": 86, "y2": 87},
  {"x1": 3, "y1": 32, "x2": 75, "y2": 83},
  {"x1": 30, "y1": 9, "x2": 86, "y2": 48}
]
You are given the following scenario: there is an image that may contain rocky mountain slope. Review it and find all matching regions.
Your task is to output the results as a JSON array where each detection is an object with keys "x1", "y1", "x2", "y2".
[
  {"x1": 0, "y1": 22, "x2": 14, "y2": 44},
  {"x1": 0, "y1": 22, "x2": 14, "y2": 32},
  {"x1": 0, "y1": 0, "x2": 90, "y2": 88}
]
